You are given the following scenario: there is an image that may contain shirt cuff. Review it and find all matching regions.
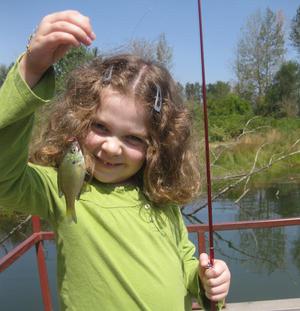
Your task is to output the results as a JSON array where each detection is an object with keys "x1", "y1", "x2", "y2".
[{"x1": 15, "y1": 53, "x2": 55, "y2": 102}]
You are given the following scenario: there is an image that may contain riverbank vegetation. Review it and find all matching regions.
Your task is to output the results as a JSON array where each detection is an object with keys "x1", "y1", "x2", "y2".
[{"x1": 190, "y1": 96, "x2": 300, "y2": 179}]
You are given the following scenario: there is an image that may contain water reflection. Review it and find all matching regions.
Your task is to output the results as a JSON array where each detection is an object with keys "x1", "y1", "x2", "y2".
[
  {"x1": 184, "y1": 180, "x2": 300, "y2": 301},
  {"x1": 292, "y1": 237, "x2": 300, "y2": 272},
  {"x1": 240, "y1": 181, "x2": 300, "y2": 219},
  {"x1": 237, "y1": 182, "x2": 300, "y2": 274}
]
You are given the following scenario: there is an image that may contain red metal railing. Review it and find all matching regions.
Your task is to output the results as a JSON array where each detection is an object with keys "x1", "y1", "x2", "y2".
[
  {"x1": 1, "y1": 216, "x2": 300, "y2": 311},
  {"x1": 188, "y1": 217, "x2": 300, "y2": 254},
  {"x1": 0, "y1": 216, "x2": 54, "y2": 311}
]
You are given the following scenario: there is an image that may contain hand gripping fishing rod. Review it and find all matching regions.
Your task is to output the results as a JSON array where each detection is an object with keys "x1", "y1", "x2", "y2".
[{"x1": 197, "y1": 0, "x2": 216, "y2": 310}]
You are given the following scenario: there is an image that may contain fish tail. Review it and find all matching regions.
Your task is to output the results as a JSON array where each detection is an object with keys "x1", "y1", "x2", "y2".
[
  {"x1": 66, "y1": 200, "x2": 77, "y2": 224},
  {"x1": 66, "y1": 207, "x2": 77, "y2": 224}
]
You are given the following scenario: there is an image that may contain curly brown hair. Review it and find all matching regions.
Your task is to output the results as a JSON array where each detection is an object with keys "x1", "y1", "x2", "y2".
[{"x1": 31, "y1": 54, "x2": 201, "y2": 205}]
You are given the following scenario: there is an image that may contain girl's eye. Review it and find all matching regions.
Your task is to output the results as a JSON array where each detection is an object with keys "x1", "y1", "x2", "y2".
[
  {"x1": 125, "y1": 135, "x2": 145, "y2": 146},
  {"x1": 92, "y1": 122, "x2": 108, "y2": 134}
]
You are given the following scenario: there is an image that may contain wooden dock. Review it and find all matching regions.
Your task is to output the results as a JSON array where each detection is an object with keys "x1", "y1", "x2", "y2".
[
  {"x1": 225, "y1": 298, "x2": 300, "y2": 310},
  {"x1": 193, "y1": 298, "x2": 300, "y2": 310}
]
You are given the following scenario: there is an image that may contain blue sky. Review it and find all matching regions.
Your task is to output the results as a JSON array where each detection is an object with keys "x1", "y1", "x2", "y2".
[{"x1": 1, "y1": 0, "x2": 299, "y2": 84}]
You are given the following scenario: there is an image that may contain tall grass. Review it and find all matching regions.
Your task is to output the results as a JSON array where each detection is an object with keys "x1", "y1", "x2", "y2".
[
  {"x1": 210, "y1": 127, "x2": 300, "y2": 182},
  {"x1": 189, "y1": 102, "x2": 300, "y2": 184}
]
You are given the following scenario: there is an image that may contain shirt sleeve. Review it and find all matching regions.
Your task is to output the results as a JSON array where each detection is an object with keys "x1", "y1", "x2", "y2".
[
  {"x1": 176, "y1": 207, "x2": 224, "y2": 311},
  {"x1": 0, "y1": 55, "x2": 56, "y2": 220},
  {"x1": 176, "y1": 206, "x2": 209, "y2": 309},
  {"x1": 0, "y1": 54, "x2": 55, "y2": 128}
]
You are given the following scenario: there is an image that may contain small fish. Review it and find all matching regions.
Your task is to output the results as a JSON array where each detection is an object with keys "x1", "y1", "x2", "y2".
[{"x1": 57, "y1": 140, "x2": 86, "y2": 223}]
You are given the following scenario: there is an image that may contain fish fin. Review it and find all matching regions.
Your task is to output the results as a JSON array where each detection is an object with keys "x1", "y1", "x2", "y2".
[
  {"x1": 80, "y1": 181, "x2": 91, "y2": 194},
  {"x1": 76, "y1": 180, "x2": 87, "y2": 200},
  {"x1": 76, "y1": 190, "x2": 82, "y2": 201},
  {"x1": 66, "y1": 207, "x2": 77, "y2": 224}
]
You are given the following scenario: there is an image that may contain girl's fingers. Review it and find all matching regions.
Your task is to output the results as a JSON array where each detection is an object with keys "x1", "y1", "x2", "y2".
[
  {"x1": 41, "y1": 21, "x2": 93, "y2": 46},
  {"x1": 202, "y1": 268, "x2": 229, "y2": 288},
  {"x1": 203, "y1": 282, "x2": 229, "y2": 301},
  {"x1": 199, "y1": 254, "x2": 231, "y2": 301},
  {"x1": 29, "y1": 10, "x2": 96, "y2": 54},
  {"x1": 201, "y1": 258, "x2": 228, "y2": 278},
  {"x1": 42, "y1": 10, "x2": 95, "y2": 40},
  {"x1": 39, "y1": 32, "x2": 81, "y2": 49},
  {"x1": 203, "y1": 265, "x2": 222, "y2": 280},
  {"x1": 199, "y1": 253, "x2": 220, "y2": 281},
  {"x1": 20, "y1": 10, "x2": 95, "y2": 87},
  {"x1": 199, "y1": 253, "x2": 211, "y2": 269}
]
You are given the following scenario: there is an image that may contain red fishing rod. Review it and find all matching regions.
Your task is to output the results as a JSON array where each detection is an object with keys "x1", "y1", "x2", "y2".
[{"x1": 197, "y1": 0, "x2": 216, "y2": 310}]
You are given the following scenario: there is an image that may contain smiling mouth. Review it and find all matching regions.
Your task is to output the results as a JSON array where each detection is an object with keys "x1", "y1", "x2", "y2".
[{"x1": 99, "y1": 159, "x2": 122, "y2": 167}]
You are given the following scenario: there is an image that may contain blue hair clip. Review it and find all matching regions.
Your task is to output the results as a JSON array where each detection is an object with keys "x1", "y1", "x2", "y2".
[
  {"x1": 102, "y1": 65, "x2": 114, "y2": 83},
  {"x1": 153, "y1": 84, "x2": 162, "y2": 113}
]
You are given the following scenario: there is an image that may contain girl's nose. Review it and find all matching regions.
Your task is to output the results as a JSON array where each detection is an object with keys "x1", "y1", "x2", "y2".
[{"x1": 101, "y1": 136, "x2": 122, "y2": 156}]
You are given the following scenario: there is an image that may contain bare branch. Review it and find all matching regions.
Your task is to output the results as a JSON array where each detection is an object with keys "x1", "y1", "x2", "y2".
[
  {"x1": 235, "y1": 188, "x2": 250, "y2": 204},
  {"x1": 237, "y1": 126, "x2": 271, "y2": 139},
  {"x1": 211, "y1": 144, "x2": 231, "y2": 166},
  {"x1": 184, "y1": 148, "x2": 300, "y2": 215},
  {"x1": 241, "y1": 143, "x2": 268, "y2": 200},
  {"x1": 0, "y1": 215, "x2": 31, "y2": 246}
]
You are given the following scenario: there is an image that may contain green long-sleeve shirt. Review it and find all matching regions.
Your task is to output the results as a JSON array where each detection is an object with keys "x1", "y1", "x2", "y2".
[{"x1": 0, "y1": 59, "x2": 212, "y2": 310}]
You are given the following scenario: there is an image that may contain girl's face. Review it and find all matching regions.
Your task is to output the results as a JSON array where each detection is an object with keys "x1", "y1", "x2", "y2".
[{"x1": 84, "y1": 87, "x2": 148, "y2": 184}]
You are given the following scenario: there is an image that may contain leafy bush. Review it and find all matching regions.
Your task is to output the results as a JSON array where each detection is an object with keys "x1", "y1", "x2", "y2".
[
  {"x1": 208, "y1": 94, "x2": 252, "y2": 116},
  {"x1": 209, "y1": 114, "x2": 253, "y2": 141}
]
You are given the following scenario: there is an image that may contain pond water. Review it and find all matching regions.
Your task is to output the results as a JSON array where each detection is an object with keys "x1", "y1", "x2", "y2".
[
  {"x1": 1, "y1": 178, "x2": 300, "y2": 309},
  {"x1": 184, "y1": 178, "x2": 300, "y2": 303}
]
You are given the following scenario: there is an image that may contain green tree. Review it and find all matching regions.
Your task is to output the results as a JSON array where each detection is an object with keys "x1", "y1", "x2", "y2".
[
  {"x1": 206, "y1": 81, "x2": 252, "y2": 117},
  {"x1": 290, "y1": 6, "x2": 300, "y2": 58},
  {"x1": 129, "y1": 38, "x2": 155, "y2": 62},
  {"x1": 193, "y1": 82, "x2": 201, "y2": 101},
  {"x1": 264, "y1": 61, "x2": 300, "y2": 117},
  {"x1": 184, "y1": 82, "x2": 201, "y2": 102},
  {"x1": 176, "y1": 82, "x2": 185, "y2": 100},
  {"x1": 0, "y1": 63, "x2": 14, "y2": 87},
  {"x1": 207, "y1": 81, "x2": 231, "y2": 99},
  {"x1": 208, "y1": 93, "x2": 252, "y2": 116},
  {"x1": 234, "y1": 8, "x2": 285, "y2": 112},
  {"x1": 185, "y1": 82, "x2": 194, "y2": 101},
  {"x1": 54, "y1": 45, "x2": 101, "y2": 94},
  {"x1": 156, "y1": 34, "x2": 173, "y2": 70},
  {"x1": 129, "y1": 33, "x2": 173, "y2": 70}
]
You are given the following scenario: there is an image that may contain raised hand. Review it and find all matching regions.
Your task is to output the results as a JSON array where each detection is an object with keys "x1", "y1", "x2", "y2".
[
  {"x1": 19, "y1": 10, "x2": 96, "y2": 87},
  {"x1": 199, "y1": 253, "x2": 231, "y2": 302}
]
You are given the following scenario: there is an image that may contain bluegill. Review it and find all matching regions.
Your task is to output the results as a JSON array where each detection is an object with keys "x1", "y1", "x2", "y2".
[{"x1": 57, "y1": 140, "x2": 86, "y2": 223}]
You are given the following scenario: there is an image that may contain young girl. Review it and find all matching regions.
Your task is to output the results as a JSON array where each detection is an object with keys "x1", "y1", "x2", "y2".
[{"x1": 0, "y1": 10, "x2": 230, "y2": 311}]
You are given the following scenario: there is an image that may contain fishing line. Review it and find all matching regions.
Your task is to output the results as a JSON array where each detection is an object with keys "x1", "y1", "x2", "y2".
[{"x1": 129, "y1": 8, "x2": 153, "y2": 41}]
